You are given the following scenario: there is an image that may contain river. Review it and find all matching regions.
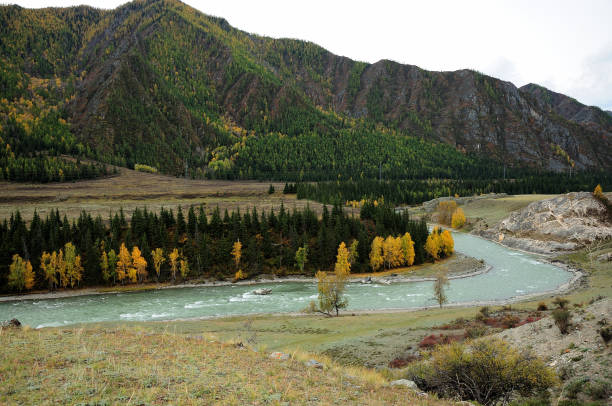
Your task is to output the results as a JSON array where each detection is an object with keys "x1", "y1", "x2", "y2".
[{"x1": 0, "y1": 232, "x2": 573, "y2": 328}]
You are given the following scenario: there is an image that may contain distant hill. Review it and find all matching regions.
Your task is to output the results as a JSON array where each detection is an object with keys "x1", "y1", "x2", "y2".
[{"x1": 1, "y1": 0, "x2": 610, "y2": 179}]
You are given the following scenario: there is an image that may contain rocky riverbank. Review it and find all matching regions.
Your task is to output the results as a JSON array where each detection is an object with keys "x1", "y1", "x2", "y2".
[{"x1": 473, "y1": 192, "x2": 612, "y2": 256}]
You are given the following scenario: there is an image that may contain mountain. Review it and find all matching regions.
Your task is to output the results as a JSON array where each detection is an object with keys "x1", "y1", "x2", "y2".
[{"x1": 1, "y1": 0, "x2": 610, "y2": 179}]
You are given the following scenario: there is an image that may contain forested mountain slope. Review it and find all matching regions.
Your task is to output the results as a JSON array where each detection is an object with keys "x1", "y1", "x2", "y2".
[{"x1": 1, "y1": 0, "x2": 610, "y2": 180}]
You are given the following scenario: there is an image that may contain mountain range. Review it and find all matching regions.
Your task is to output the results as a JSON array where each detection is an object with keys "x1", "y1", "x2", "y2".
[{"x1": 1, "y1": 0, "x2": 610, "y2": 179}]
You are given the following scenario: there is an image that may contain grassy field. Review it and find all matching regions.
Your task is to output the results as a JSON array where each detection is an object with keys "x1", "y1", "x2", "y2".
[
  {"x1": 0, "y1": 168, "x2": 341, "y2": 222},
  {"x1": 0, "y1": 325, "x2": 448, "y2": 405},
  {"x1": 460, "y1": 194, "x2": 559, "y2": 227}
]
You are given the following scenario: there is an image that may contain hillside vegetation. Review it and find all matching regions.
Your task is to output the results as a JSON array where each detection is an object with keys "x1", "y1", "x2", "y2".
[
  {"x1": 1, "y1": 0, "x2": 610, "y2": 182},
  {"x1": 0, "y1": 325, "x2": 445, "y2": 405}
]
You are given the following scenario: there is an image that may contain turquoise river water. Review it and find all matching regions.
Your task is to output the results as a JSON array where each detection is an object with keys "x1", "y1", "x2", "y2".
[{"x1": 0, "y1": 232, "x2": 573, "y2": 328}]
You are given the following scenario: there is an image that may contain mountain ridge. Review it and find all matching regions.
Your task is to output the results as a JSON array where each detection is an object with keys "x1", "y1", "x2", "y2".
[{"x1": 1, "y1": 0, "x2": 610, "y2": 178}]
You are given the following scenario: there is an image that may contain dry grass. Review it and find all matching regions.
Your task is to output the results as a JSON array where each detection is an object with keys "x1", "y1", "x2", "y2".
[
  {"x1": 460, "y1": 194, "x2": 559, "y2": 226},
  {"x1": 0, "y1": 167, "x2": 331, "y2": 222},
  {"x1": 0, "y1": 326, "x2": 448, "y2": 405}
]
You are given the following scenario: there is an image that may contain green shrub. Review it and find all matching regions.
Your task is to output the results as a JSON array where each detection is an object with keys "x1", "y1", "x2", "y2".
[
  {"x1": 599, "y1": 326, "x2": 612, "y2": 344},
  {"x1": 552, "y1": 297, "x2": 570, "y2": 309},
  {"x1": 585, "y1": 379, "x2": 611, "y2": 399},
  {"x1": 465, "y1": 325, "x2": 488, "y2": 339},
  {"x1": 565, "y1": 377, "x2": 588, "y2": 399},
  {"x1": 552, "y1": 309, "x2": 571, "y2": 334},
  {"x1": 134, "y1": 163, "x2": 158, "y2": 174},
  {"x1": 479, "y1": 306, "x2": 490, "y2": 317},
  {"x1": 537, "y1": 302, "x2": 548, "y2": 311},
  {"x1": 412, "y1": 338, "x2": 557, "y2": 405}
]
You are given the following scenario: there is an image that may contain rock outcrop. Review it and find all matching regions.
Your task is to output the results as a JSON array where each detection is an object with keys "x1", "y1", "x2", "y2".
[{"x1": 475, "y1": 192, "x2": 612, "y2": 255}]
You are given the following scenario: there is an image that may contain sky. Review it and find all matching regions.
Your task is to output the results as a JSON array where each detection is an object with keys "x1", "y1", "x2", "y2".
[{"x1": 9, "y1": 0, "x2": 612, "y2": 111}]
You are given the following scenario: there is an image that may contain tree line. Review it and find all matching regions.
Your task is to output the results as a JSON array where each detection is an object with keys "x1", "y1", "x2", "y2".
[
  {"x1": 294, "y1": 173, "x2": 612, "y2": 205},
  {"x1": 0, "y1": 202, "x2": 440, "y2": 293}
]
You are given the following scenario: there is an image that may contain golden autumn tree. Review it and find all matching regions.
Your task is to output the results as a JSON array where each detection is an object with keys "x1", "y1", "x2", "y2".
[
  {"x1": 437, "y1": 201, "x2": 458, "y2": 225},
  {"x1": 451, "y1": 207, "x2": 466, "y2": 229},
  {"x1": 348, "y1": 240, "x2": 359, "y2": 265},
  {"x1": 425, "y1": 229, "x2": 443, "y2": 261},
  {"x1": 440, "y1": 230, "x2": 455, "y2": 257},
  {"x1": 382, "y1": 236, "x2": 403, "y2": 269},
  {"x1": 232, "y1": 240, "x2": 242, "y2": 271},
  {"x1": 334, "y1": 242, "x2": 351, "y2": 275},
  {"x1": 116, "y1": 243, "x2": 132, "y2": 284},
  {"x1": 169, "y1": 248, "x2": 179, "y2": 282},
  {"x1": 400, "y1": 232, "x2": 415, "y2": 266},
  {"x1": 63, "y1": 242, "x2": 83, "y2": 288},
  {"x1": 8, "y1": 254, "x2": 35, "y2": 292},
  {"x1": 310, "y1": 242, "x2": 351, "y2": 317},
  {"x1": 40, "y1": 251, "x2": 58, "y2": 291},
  {"x1": 132, "y1": 246, "x2": 147, "y2": 283},
  {"x1": 100, "y1": 249, "x2": 110, "y2": 283},
  {"x1": 369, "y1": 236, "x2": 384, "y2": 272},
  {"x1": 179, "y1": 259, "x2": 189, "y2": 279},
  {"x1": 151, "y1": 248, "x2": 165, "y2": 282},
  {"x1": 593, "y1": 184, "x2": 604, "y2": 200}
]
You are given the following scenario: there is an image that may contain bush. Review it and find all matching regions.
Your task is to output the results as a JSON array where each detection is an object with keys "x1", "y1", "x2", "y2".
[
  {"x1": 479, "y1": 306, "x2": 490, "y2": 317},
  {"x1": 552, "y1": 297, "x2": 570, "y2": 309},
  {"x1": 134, "y1": 163, "x2": 158, "y2": 174},
  {"x1": 565, "y1": 378, "x2": 588, "y2": 399},
  {"x1": 585, "y1": 379, "x2": 612, "y2": 399},
  {"x1": 537, "y1": 302, "x2": 548, "y2": 311},
  {"x1": 599, "y1": 326, "x2": 612, "y2": 344},
  {"x1": 465, "y1": 325, "x2": 488, "y2": 339},
  {"x1": 413, "y1": 338, "x2": 557, "y2": 405},
  {"x1": 552, "y1": 309, "x2": 571, "y2": 334}
]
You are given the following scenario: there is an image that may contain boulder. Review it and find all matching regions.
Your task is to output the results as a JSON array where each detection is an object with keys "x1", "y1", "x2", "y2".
[
  {"x1": 304, "y1": 359, "x2": 323, "y2": 369},
  {"x1": 269, "y1": 351, "x2": 290, "y2": 360},
  {"x1": 475, "y1": 192, "x2": 612, "y2": 254},
  {"x1": 389, "y1": 379, "x2": 419, "y2": 390},
  {"x1": 0, "y1": 318, "x2": 21, "y2": 328}
]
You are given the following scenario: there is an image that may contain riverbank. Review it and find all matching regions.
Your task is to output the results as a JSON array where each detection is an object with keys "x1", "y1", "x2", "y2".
[{"x1": 0, "y1": 253, "x2": 480, "y2": 303}]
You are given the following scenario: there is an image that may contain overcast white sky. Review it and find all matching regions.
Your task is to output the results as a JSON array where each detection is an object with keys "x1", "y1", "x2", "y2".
[{"x1": 9, "y1": 0, "x2": 612, "y2": 110}]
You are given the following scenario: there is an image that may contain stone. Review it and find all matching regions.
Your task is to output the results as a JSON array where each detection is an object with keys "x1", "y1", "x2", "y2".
[
  {"x1": 0, "y1": 318, "x2": 21, "y2": 328},
  {"x1": 269, "y1": 351, "x2": 290, "y2": 360},
  {"x1": 475, "y1": 192, "x2": 612, "y2": 255},
  {"x1": 389, "y1": 379, "x2": 418, "y2": 390},
  {"x1": 305, "y1": 359, "x2": 323, "y2": 368}
]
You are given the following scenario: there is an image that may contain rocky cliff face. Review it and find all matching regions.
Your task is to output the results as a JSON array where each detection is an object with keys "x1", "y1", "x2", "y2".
[
  {"x1": 1, "y1": 0, "x2": 611, "y2": 172},
  {"x1": 475, "y1": 192, "x2": 612, "y2": 254}
]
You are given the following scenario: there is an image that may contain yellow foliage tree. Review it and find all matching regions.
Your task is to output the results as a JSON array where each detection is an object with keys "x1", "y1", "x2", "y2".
[
  {"x1": 132, "y1": 246, "x2": 147, "y2": 283},
  {"x1": 382, "y1": 236, "x2": 403, "y2": 269},
  {"x1": 169, "y1": 248, "x2": 179, "y2": 282},
  {"x1": 234, "y1": 269, "x2": 248, "y2": 281},
  {"x1": 369, "y1": 236, "x2": 384, "y2": 272},
  {"x1": 116, "y1": 243, "x2": 132, "y2": 284},
  {"x1": 8, "y1": 254, "x2": 35, "y2": 292},
  {"x1": 400, "y1": 232, "x2": 415, "y2": 266},
  {"x1": 63, "y1": 242, "x2": 83, "y2": 288},
  {"x1": 231, "y1": 240, "x2": 242, "y2": 270},
  {"x1": 440, "y1": 230, "x2": 455, "y2": 257},
  {"x1": 437, "y1": 201, "x2": 458, "y2": 225},
  {"x1": 425, "y1": 230, "x2": 443, "y2": 261},
  {"x1": 593, "y1": 184, "x2": 604, "y2": 199},
  {"x1": 180, "y1": 259, "x2": 189, "y2": 279},
  {"x1": 451, "y1": 207, "x2": 466, "y2": 229},
  {"x1": 334, "y1": 242, "x2": 351, "y2": 275},
  {"x1": 40, "y1": 251, "x2": 58, "y2": 291},
  {"x1": 152, "y1": 248, "x2": 165, "y2": 282},
  {"x1": 100, "y1": 250, "x2": 109, "y2": 283}
]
